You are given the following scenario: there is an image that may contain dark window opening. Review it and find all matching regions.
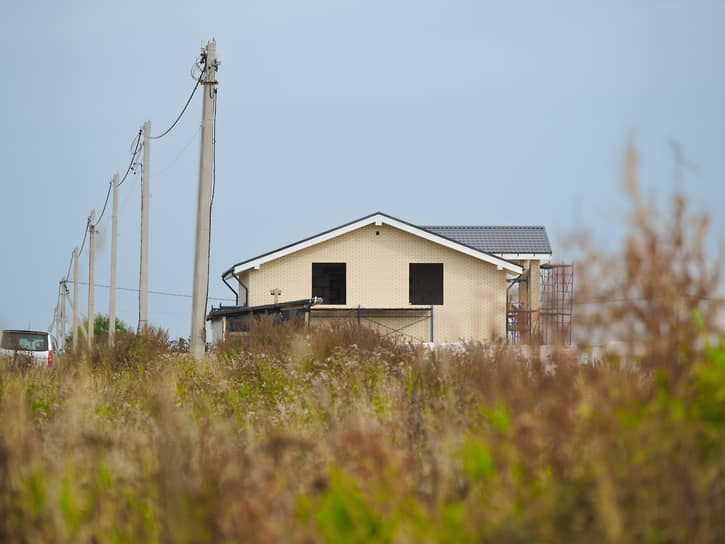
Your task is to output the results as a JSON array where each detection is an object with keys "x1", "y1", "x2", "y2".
[
  {"x1": 312, "y1": 263, "x2": 346, "y2": 304},
  {"x1": 409, "y1": 263, "x2": 443, "y2": 305}
]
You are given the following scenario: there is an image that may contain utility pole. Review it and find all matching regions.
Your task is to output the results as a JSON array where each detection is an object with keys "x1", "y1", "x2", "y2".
[
  {"x1": 88, "y1": 210, "x2": 95, "y2": 348},
  {"x1": 53, "y1": 299, "x2": 59, "y2": 339},
  {"x1": 59, "y1": 279, "x2": 66, "y2": 350},
  {"x1": 139, "y1": 121, "x2": 151, "y2": 333},
  {"x1": 109, "y1": 173, "x2": 119, "y2": 346},
  {"x1": 72, "y1": 247, "x2": 79, "y2": 350},
  {"x1": 63, "y1": 281, "x2": 73, "y2": 349},
  {"x1": 190, "y1": 40, "x2": 219, "y2": 359}
]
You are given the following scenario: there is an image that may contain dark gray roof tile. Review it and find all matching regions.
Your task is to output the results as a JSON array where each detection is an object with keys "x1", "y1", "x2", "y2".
[{"x1": 421, "y1": 225, "x2": 551, "y2": 254}]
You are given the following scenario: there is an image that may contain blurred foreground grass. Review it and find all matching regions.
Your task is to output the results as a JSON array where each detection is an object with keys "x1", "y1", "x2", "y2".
[
  {"x1": 2, "y1": 148, "x2": 724, "y2": 543},
  {"x1": 2, "y1": 319, "x2": 723, "y2": 543}
]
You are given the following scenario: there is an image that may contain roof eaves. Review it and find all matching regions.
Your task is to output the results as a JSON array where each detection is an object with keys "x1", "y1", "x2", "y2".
[{"x1": 222, "y1": 211, "x2": 385, "y2": 279}]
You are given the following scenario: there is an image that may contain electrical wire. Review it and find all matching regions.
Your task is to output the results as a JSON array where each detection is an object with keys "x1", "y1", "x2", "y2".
[
  {"x1": 118, "y1": 129, "x2": 142, "y2": 187},
  {"x1": 48, "y1": 283, "x2": 62, "y2": 333},
  {"x1": 64, "y1": 251, "x2": 74, "y2": 282},
  {"x1": 94, "y1": 179, "x2": 113, "y2": 226},
  {"x1": 78, "y1": 281, "x2": 234, "y2": 302},
  {"x1": 155, "y1": 125, "x2": 201, "y2": 178},
  {"x1": 78, "y1": 218, "x2": 90, "y2": 258},
  {"x1": 54, "y1": 55, "x2": 211, "y2": 325},
  {"x1": 149, "y1": 66, "x2": 206, "y2": 140}
]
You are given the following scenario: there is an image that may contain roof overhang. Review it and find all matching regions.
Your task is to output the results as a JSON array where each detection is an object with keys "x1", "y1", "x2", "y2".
[
  {"x1": 223, "y1": 212, "x2": 523, "y2": 278},
  {"x1": 207, "y1": 297, "x2": 321, "y2": 321},
  {"x1": 495, "y1": 253, "x2": 552, "y2": 261}
]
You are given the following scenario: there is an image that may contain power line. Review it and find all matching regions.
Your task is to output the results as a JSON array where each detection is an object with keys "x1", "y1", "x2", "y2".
[
  {"x1": 63, "y1": 251, "x2": 74, "y2": 282},
  {"x1": 149, "y1": 67, "x2": 206, "y2": 140},
  {"x1": 94, "y1": 179, "x2": 113, "y2": 226},
  {"x1": 78, "y1": 281, "x2": 234, "y2": 302},
  {"x1": 54, "y1": 54, "x2": 213, "y2": 330},
  {"x1": 48, "y1": 282, "x2": 62, "y2": 333},
  {"x1": 155, "y1": 126, "x2": 201, "y2": 178},
  {"x1": 63, "y1": 127, "x2": 140, "y2": 289},
  {"x1": 78, "y1": 218, "x2": 90, "y2": 258},
  {"x1": 118, "y1": 129, "x2": 142, "y2": 187}
]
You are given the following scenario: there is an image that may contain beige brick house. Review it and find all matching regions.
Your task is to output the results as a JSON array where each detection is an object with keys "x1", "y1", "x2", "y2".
[{"x1": 208, "y1": 212, "x2": 551, "y2": 344}]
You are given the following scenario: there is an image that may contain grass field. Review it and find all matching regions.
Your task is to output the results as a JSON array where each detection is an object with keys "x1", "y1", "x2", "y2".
[
  {"x1": 2, "y1": 152, "x2": 724, "y2": 542},
  {"x1": 2, "y1": 318, "x2": 724, "y2": 543}
]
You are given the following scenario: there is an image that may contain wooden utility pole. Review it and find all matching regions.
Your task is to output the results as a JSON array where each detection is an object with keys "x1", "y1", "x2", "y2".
[
  {"x1": 72, "y1": 247, "x2": 79, "y2": 350},
  {"x1": 190, "y1": 40, "x2": 219, "y2": 359},
  {"x1": 139, "y1": 121, "x2": 151, "y2": 332},
  {"x1": 109, "y1": 173, "x2": 119, "y2": 346},
  {"x1": 88, "y1": 210, "x2": 95, "y2": 348}
]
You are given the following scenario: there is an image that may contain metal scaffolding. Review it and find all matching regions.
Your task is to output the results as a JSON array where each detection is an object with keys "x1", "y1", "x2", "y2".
[
  {"x1": 310, "y1": 307, "x2": 434, "y2": 343},
  {"x1": 506, "y1": 272, "x2": 532, "y2": 344},
  {"x1": 507, "y1": 263, "x2": 574, "y2": 345},
  {"x1": 539, "y1": 263, "x2": 574, "y2": 345}
]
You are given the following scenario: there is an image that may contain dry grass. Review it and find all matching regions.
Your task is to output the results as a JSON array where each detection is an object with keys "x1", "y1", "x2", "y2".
[{"x1": 1, "y1": 146, "x2": 724, "y2": 542}]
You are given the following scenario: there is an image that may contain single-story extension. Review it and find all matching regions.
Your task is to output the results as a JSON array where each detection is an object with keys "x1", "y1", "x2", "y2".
[{"x1": 208, "y1": 212, "x2": 551, "y2": 344}]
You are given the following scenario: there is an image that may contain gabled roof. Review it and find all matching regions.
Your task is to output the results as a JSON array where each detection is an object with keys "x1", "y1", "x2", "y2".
[
  {"x1": 422, "y1": 226, "x2": 551, "y2": 256},
  {"x1": 222, "y1": 212, "x2": 525, "y2": 279}
]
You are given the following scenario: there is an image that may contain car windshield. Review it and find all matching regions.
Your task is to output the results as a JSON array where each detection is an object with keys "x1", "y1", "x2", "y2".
[{"x1": 1, "y1": 331, "x2": 48, "y2": 351}]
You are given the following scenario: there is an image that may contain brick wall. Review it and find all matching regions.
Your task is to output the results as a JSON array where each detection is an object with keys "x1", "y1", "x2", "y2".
[{"x1": 240, "y1": 223, "x2": 507, "y2": 343}]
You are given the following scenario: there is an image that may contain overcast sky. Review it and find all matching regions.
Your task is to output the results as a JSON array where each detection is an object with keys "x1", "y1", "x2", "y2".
[{"x1": 1, "y1": 1, "x2": 723, "y2": 340}]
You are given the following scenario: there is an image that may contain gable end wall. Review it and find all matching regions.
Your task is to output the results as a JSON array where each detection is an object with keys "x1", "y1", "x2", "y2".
[{"x1": 243, "y1": 224, "x2": 507, "y2": 342}]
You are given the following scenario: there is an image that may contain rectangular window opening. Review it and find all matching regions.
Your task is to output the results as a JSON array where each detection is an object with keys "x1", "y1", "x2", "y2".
[
  {"x1": 312, "y1": 263, "x2": 346, "y2": 305},
  {"x1": 409, "y1": 263, "x2": 443, "y2": 305}
]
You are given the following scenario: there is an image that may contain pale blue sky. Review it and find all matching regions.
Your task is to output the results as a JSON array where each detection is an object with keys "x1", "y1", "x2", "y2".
[{"x1": 1, "y1": 1, "x2": 723, "y2": 339}]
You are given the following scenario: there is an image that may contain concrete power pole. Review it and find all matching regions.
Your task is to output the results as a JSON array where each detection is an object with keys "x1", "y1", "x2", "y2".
[
  {"x1": 72, "y1": 247, "x2": 79, "y2": 350},
  {"x1": 139, "y1": 121, "x2": 151, "y2": 333},
  {"x1": 53, "y1": 298, "x2": 59, "y2": 340},
  {"x1": 59, "y1": 279, "x2": 66, "y2": 350},
  {"x1": 63, "y1": 280, "x2": 73, "y2": 349},
  {"x1": 88, "y1": 210, "x2": 95, "y2": 348},
  {"x1": 109, "y1": 173, "x2": 119, "y2": 346},
  {"x1": 190, "y1": 40, "x2": 219, "y2": 359}
]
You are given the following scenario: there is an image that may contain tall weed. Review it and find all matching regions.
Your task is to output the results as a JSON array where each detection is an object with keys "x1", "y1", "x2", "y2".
[{"x1": 0, "y1": 145, "x2": 723, "y2": 541}]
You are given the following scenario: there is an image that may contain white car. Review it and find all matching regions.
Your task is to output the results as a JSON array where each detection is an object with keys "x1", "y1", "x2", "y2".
[{"x1": 0, "y1": 330, "x2": 58, "y2": 368}]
